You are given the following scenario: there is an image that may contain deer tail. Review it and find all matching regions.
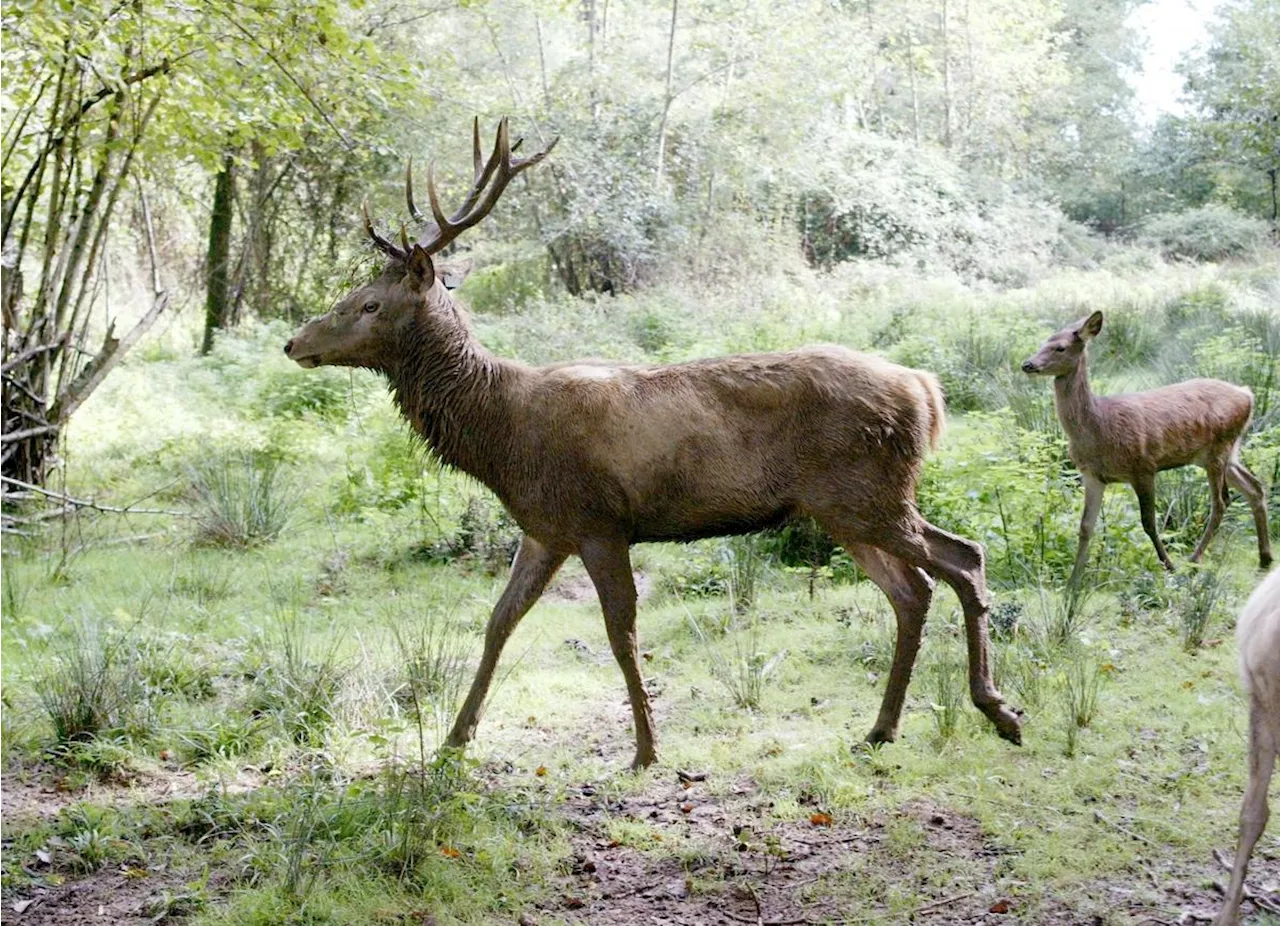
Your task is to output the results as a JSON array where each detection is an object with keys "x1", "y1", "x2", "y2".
[{"x1": 918, "y1": 371, "x2": 946, "y2": 453}]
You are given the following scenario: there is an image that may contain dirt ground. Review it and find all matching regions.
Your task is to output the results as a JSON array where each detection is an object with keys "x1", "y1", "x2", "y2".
[{"x1": 3, "y1": 758, "x2": 1279, "y2": 925}]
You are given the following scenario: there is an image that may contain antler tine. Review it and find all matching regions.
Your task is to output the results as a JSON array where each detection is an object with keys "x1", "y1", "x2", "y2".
[
  {"x1": 363, "y1": 200, "x2": 407, "y2": 260},
  {"x1": 414, "y1": 117, "x2": 557, "y2": 256},
  {"x1": 425, "y1": 161, "x2": 451, "y2": 235},
  {"x1": 405, "y1": 158, "x2": 426, "y2": 223},
  {"x1": 399, "y1": 223, "x2": 411, "y2": 253}
]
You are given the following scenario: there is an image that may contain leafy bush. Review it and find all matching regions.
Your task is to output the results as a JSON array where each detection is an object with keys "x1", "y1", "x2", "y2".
[
  {"x1": 1138, "y1": 205, "x2": 1273, "y2": 262},
  {"x1": 256, "y1": 367, "x2": 351, "y2": 420},
  {"x1": 794, "y1": 128, "x2": 1071, "y2": 284},
  {"x1": 189, "y1": 450, "x2": 298, "y2": 547}
]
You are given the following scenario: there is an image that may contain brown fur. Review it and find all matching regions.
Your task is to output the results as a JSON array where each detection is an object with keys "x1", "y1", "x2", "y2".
[
  {"x1": 284, "y1": 131, "x2": 1022, "y2": 767},
  {"x1": 1023, "y1": 311, "x2": 1272, "y2": 585}
]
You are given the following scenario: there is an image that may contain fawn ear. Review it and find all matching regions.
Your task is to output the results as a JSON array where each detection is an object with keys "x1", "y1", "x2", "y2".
[
  {"x1": 1078, "y1": 311, "x2": 1104, "y2": 340},
  {"x1": 405, "y1": 245, "x2": 435, "y2": 292}
]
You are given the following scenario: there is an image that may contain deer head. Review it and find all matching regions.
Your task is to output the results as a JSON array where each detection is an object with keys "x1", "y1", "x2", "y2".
[
  {"x1": 284, "y1": 118, "x2": 557, "y2": 372},
  {"x1": 1021, "y1": 311, "x2": 1103, "y2": 377}
]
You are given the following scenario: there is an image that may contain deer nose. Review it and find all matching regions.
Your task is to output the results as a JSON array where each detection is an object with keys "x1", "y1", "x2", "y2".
[
  {"x1": 284, "y1": 339, "x2": 294, "y2": 357},
  {"x1": 1020, "y1": 360, "x2": 1034, "y2": 373}
]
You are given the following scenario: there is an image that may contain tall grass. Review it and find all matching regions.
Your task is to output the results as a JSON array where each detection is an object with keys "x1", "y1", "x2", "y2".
[
  {"x1": 34, "y1": 616, "x2": 145, "y2": 745},
  {"x1": 189, "y1": 450, "x2": 297, "y2": 547}
]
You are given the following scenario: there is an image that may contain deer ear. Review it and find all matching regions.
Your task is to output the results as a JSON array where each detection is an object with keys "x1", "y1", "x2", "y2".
[
  {"x1": 1078, "y1": 311, "x2": 1104, "y2": 340},
  {"x1": 405, "y1": 245, "x2": 435, "y2": 291}
]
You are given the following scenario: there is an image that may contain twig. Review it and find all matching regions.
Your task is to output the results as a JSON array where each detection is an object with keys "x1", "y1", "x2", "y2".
[
  {"x1": 0, "y1": 475, "x2": 190, "y2": 517},
  {"x1": 0, "y1": 424, "x2": 59, "y2": 443},
  {"x1": 1093, "y1": 810, "x2": 1156, "y2": 847},
  {"x1": 1, "y1": 336, "x2": 67, "y2": 374},
  {"x1": 914, "y1": 891, "x2": 974, "y2": 914}
]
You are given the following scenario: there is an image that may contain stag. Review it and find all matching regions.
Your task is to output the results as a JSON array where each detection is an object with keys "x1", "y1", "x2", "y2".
[
  {"x1": 285, "y1": 118, "x2": 1024, "y2": 768},
  {"x1": 1216, "y1": 567, "x2": 1279, "y2": 926},
  {"x1": 1023, "y1": 311, "x2": 1272, "y2": 586}
]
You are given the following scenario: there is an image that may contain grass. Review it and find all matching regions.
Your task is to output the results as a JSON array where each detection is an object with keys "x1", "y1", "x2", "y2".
[{"x1": 2, "y1": 251, "x2": 1279, "y2": 922}]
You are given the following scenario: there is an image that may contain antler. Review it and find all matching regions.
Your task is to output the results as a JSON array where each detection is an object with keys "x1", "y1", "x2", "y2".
[
  {"x1": 404, "y1": 116, "x2": 557, "y2": 255},
  {"x1": 366, "y1": 117, "x2": 556, "y2": 262}
]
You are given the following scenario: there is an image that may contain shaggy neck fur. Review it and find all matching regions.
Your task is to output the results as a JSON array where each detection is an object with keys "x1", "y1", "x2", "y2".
[
  {"x1": 384, "y1": 289, "x2": 523, "y2": 489},
  {"x1": 1053, "y1": 354, "x2": 1103, "y2": 438}
]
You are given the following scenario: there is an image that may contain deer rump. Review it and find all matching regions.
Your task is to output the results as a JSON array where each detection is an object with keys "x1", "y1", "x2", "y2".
[{"x1": 504, "y1": 345, "x2": 944, "y2": 546}]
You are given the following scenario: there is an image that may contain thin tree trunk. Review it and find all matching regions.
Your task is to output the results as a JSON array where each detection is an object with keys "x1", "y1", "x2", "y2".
[
  {"x1": 201, "y1": 153, "x2": 236, "y2": 355},
  {"x1": 654, "y1": 0, "x2": 679, "y2": 190},
  {"x1": 1270, "y1": 168, "x2": 1278, "y2": 224},
  {"x1": 940, "y1": 0, "x2": 952, "y2": 148},
  {"x1": 906, "y1": 30, "x2": 920, "y2": 147}
]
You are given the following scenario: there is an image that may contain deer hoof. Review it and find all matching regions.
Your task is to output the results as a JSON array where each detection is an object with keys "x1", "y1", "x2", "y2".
[
  {"x1": 865, "y1": 728, "x2": 897, "y2": 747},
  {"x1": 992, "y1": 706, "x2": 1024, "y2": 746}
]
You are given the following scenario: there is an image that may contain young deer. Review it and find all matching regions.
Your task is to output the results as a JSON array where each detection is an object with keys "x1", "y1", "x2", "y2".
[
  {"x1": 1022, "y1": 311, "x2": 1271, "y2": 586},
  {"x1": 284, "y1": 118, "x2": 1024, "y2": 768},
  {"x1": 1215, "y1": 567, "x2": 1279, "y2": 926}
]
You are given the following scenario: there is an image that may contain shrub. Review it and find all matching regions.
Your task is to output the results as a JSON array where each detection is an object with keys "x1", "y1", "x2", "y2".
[
  {"x1": 189, "y1": 450, "x2": 298, "y2": 547},
  {"x1": 256, "y1": 367, "x2": 351, "y2": 420},
  {"x1": 1138, "y1": 205, "x2": 1272, "y2": 262}
]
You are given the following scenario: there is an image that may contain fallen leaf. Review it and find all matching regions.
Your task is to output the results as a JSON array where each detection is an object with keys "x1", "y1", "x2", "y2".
[
  {"x1": 535, "y1": 766, "x2": 547, "y2": 777},
  {"x1": 122, "y1": 867, "x2": 148, "y2": 880},
  {"x1": 159, "y1": 749, "x2": 171, "y2": 761},
  {"x1": 989, "y1": 899, "x2": 1012, "y2": 914},
  {"x1": 680, "y1": 802, "x2": 694, "y2": 814},
  {"x1": 563, "y1": 896, "x2": 585, "y2": 909},
  {"x1": 810, "y1": 812, "x2": 833, "y2": 827},
  {"x1": 34, "y1": 849, "x2": 50, "y2": 865},
  {"x1": 12, "y1": 899, "x2": 34, "y2": 914},
  {"x1": 440, "y1": 845, "x2": 461, "y2": 859}
]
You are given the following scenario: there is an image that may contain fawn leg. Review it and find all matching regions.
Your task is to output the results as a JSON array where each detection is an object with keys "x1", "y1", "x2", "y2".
[
  {"x1": 1133, "y1": 473, "x2": 1175, "y2": 571},
  {"x1": 1069, "y1": 474, "x2": 1105, "y2": 589},
  {"x1": 1214, "y1": 695, "x2": 1276, "y2": 926},
  {"x1": 1191, "y1": 461, "x2": 1228, "y2": 563},
  {"x1": 1227, "y1": 460, "x2": 1273, "y2": 569}
]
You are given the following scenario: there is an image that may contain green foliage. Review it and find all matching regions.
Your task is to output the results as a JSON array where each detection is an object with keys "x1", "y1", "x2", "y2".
[
  {"x1": 1138, "y1": 205, "x2": 1273, "y2": 262},
  {"x1": 1174, "y1": 565, "x2": 1228, "y2": 652},
  {"x1": 256, "y1": 368, "x2": 351, "y2": 421},
  {"x1": 33, "y1": 617, "x2": 147, "y2": 746},
  {"x1": 189, "y1": 450, "x2": 298, "y2": 547},
  {"x1": 243, "y1": 613, "x2": 344, "y2": 746}
]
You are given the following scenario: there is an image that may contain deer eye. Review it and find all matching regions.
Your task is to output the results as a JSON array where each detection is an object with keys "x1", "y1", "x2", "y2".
[
  {"x1": 362, "y1": 300, "x2": 380, "y2": 314},
  {"x1": 1055, "y1": 346, "x2": 1065, "y2": 352}
]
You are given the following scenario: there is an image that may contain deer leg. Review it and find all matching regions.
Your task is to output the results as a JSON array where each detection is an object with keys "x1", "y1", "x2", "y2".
[
  {"x1": 1214, "y1": 695, "x2": 1276, "y2": 926},
  {"x1": 1069, "y1": 474, "x2": 1106, "y2": 590},
  {"x1": 842, "y1": 542, "x2": 935, "y2": 745},
  {"x1": 1133, "y1": 473, "x2": 1175, "y2": 571},
  {"x1": 1226, "y1": 460, "x2": 1273, "y2": 569},
  {"x1": 445, "y1": 536, "x2": 566, "y2": 751},
  {"x1": 876, "y1": 518, "x2": 1023, "y2": 745},
  {"x1": 579, "y1": 536, "x2": 657, "y2": 770},
  {"x1": 1191, "y1": 462, "x2": 1228, "y2": 564}
]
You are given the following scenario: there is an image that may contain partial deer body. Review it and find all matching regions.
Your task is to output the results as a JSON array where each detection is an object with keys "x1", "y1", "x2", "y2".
[
  {"x1": 1215, "y1": 568, "x2": 1280, "y2": 926},
  {"x1": 286, "y1": 119, "x2": 1023, "y2": 768},
  {"x1": 1022, "y1": 312, "x2": 1271, "y2": 586}
]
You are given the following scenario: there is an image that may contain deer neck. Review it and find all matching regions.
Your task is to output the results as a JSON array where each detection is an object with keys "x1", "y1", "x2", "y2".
[
  {"x1": 1053, "y1": 359, "x2": 1104, "y2": 446},
  {"x1": 387, "y1": 294, "x2": 524, "y2": 488}
]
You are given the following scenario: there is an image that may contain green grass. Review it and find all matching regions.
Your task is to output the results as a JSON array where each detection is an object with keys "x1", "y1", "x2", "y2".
[{"x1": 3, "y1": 252, "x2": 1278, "y2": 922}]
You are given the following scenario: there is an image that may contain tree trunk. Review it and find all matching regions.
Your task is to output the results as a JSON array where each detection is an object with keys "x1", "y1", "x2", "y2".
[
  {"x1": 654, "y1": 0, "x2": 679, "y2": 191},
  {"x1": 940, "y1": 0, "x2": 952, "y2": 149},
  {"x1": 201, "y1": 153, "x2": 236, "y2": 355}
]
